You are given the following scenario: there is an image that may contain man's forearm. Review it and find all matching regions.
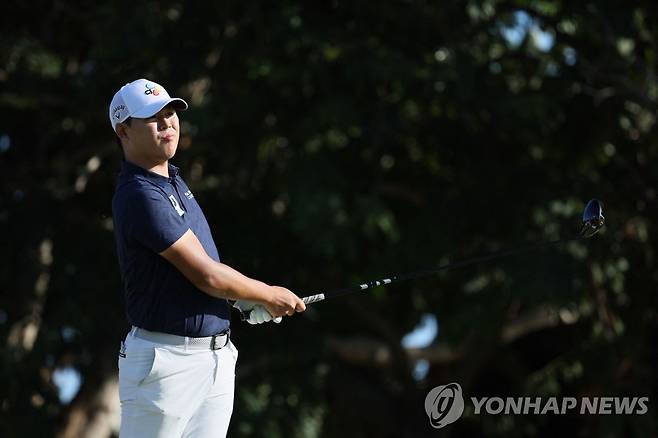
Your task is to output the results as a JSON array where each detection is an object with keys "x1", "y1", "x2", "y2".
[
  {"x1": 158, "y1": 229, "x2": 276, "y2": 304},
  {"x1": 199, "y1": 262, "x2": 273, "y2": 303}
]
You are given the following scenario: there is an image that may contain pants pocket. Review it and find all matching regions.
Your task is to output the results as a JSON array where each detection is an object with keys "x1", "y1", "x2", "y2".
[
  {"x1": 118, "y1": 345, "x2": 160, "y2": 403},
  {"x1": 139, "y1": 347, "x2": 214, "y2": 416}
]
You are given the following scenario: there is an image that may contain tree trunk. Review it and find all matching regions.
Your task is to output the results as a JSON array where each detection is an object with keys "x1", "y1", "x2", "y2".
[{"x1": 56, "y1": 372, "x2": 120, "y2": 438}]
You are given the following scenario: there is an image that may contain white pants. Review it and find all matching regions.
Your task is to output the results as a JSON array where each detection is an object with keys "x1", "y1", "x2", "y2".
[{"x1": 118, "y1": 328, "x2": 238, "y2": 438}]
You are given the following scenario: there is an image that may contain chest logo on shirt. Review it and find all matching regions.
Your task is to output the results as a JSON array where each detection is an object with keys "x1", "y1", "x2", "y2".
[
  {"x1": 184, "y1": 190, "x2": 194, "y2": 200},
  {"x1": 168, "y1": 195, "x2": 185, "y2": 217}
]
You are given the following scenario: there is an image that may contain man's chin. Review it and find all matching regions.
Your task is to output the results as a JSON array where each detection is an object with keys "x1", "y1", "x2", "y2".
[{"x1": 163, "y1": 142, "x2": 179, "y2": 159}]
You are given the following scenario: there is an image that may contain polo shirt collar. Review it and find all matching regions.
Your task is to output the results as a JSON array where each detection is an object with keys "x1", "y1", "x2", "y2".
[{"x1": 121, "y1": 160, "x2": 180, "y2": 184}]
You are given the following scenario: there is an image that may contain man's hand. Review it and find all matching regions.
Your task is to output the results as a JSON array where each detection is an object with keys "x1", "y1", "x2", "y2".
[
  {"x1": 233, "y1": 287, "x2": 306, "y2": 324},
  {"x1": 233, "y1": 300, "x2": 282, "y2": 324},
  {"x1": 264, "y1": 286, "x2": 306, "y2": 318}
]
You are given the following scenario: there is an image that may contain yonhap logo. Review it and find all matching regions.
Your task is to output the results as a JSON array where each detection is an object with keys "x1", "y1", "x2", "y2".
[
  {"x1": 424, "y1": 382, "x2": 650, "y2": 429},
  {"x1": 424, "y1": 382, "x2": 464, "y2": 429}
]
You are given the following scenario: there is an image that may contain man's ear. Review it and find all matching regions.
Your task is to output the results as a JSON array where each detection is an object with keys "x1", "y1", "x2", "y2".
[{"x1": 116, "y1": 123, "x2": 129, "y2": 143}]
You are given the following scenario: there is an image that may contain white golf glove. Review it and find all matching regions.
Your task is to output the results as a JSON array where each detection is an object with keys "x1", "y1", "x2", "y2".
[{"x1": 233, "y1": 300, "x2": 283, "y2": 325}]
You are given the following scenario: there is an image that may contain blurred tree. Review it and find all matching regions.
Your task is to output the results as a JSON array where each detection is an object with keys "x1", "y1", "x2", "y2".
[{"x1": 0, "y1": 0, "x2": 656, "y2": 437}]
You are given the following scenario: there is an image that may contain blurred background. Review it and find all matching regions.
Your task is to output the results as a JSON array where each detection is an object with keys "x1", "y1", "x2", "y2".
[{"x1": 1, "y1": 1, "x2": 657, "y2": 437}]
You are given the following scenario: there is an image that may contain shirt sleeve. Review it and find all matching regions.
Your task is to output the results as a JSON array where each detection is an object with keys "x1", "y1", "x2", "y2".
[{"x1": 123, "y1": 188, "x2": 189, "y2": 253}]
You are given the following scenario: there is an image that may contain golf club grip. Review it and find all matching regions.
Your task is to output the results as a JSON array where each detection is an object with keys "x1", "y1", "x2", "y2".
[
  {"x1": 301, "y1": 277, "x2": 397, "y2": 304},
  {"x1": 302, "y1": 294, "x2": 326, "y2": 304}
]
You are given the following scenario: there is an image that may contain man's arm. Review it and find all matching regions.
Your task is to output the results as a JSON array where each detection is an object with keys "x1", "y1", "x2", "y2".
[{"x1": 160, "y1": 229, "x2": 305, "y2": 318}]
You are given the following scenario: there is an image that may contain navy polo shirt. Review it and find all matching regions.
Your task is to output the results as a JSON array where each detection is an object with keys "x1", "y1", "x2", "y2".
[{"x1": 112, "y1": 160, "x2": 230, "y2": 337}]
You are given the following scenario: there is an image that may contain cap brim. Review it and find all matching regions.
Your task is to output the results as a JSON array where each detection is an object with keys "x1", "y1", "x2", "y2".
[{"x1": 131, "y1": 98, "x2": 188, "y2": 118}]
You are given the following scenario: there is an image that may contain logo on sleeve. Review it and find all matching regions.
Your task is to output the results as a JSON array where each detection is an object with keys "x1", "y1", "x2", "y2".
[
  {"x1": 184, "y1": 190, "x2": 194, "y2": 200},
  {"x1": 168, "y1": 195, "x2": 185, "y2": 216}
]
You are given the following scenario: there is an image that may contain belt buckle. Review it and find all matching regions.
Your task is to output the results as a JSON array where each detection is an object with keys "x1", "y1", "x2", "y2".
[{"x1": 210, "y1": 329, "x2": 230, "y2": 350}]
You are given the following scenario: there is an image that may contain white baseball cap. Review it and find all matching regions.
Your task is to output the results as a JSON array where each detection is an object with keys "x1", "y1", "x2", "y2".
[{"x1": 109, "y1": 78, "x2": 188, "y2": 131}]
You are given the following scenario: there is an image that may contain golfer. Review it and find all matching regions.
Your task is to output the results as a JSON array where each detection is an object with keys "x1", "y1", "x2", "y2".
[{"x1": 110, "y1": 78, "x2": 305, "y2": 437}]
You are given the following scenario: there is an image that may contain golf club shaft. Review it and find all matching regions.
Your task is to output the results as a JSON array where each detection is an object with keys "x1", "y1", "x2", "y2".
[{"x1": 301, "y1": 234, "x2": 585, "y2": 305}]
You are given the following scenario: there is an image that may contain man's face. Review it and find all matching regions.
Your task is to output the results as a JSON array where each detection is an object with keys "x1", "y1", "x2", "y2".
[{"x1": 118, "y1": 105, "x2": 180, "y2": 162}]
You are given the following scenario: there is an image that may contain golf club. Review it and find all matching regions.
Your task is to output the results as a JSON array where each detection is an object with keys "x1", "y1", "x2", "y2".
[{"x1": 240, "y1": 199, "x2": 605, "y2": 320}]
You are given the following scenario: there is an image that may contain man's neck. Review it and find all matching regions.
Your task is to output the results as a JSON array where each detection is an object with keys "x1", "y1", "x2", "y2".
[{"x1": 125, "y1": 156, "x2": 169, "y2": 178}]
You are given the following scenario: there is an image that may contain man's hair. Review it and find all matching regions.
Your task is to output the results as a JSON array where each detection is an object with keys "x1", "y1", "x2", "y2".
[{"x1": 115, "y1": 117, "x2": 132, "y2": 151}]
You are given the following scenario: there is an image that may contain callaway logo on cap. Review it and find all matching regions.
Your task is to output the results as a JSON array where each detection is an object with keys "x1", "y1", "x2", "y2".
[{"x1": 108, "y1": 78, "x2": 188, "y2": 131}]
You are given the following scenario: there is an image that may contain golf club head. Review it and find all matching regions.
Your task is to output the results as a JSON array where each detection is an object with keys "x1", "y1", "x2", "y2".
[{"x1": 581, "y1": 199, "x2": 605, "y2": 238}]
